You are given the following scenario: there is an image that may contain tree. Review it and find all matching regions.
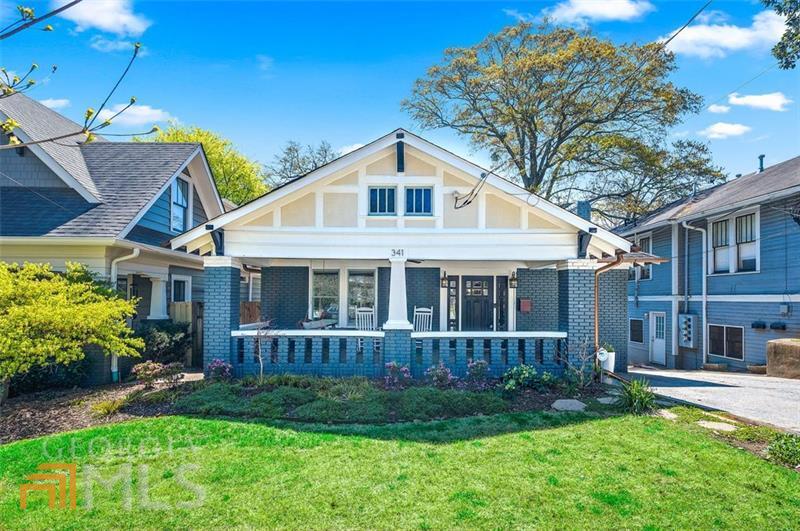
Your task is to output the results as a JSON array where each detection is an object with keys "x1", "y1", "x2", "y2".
[
  {"x1": 265, "y1": 140, "x2": 338, "y2": 186},
  {"x1": 402, "y1": 22, "x2": 721, "y2": 222},
  {"x1": 143, "y1": 123, "x2": 268, "y2": 205},
  {"x1": 0, "y1": 262, "x2": 143, "y2": 404},
  {"x1": 763, "y1": 0, "x2": 799, "y2": 69}
]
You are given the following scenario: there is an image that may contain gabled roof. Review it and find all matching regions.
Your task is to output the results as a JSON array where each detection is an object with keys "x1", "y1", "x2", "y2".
[
  {"x1": 0, "y1": 93, "x2": 223, "y2": 238},
  {"x1": 617, "y1": 155, "x2": 800, "y2": 235},
  {"x1": 171, "y1": 128, "x2": 632, "y2": 253}
]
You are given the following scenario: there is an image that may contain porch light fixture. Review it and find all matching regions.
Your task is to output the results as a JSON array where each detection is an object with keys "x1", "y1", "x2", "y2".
[
  {"x1": 509, "y1": 271, "x2": 518, "y2": 289},
  {"x1": 440, "y1": 271, "x2": 448, "y2": 288}
]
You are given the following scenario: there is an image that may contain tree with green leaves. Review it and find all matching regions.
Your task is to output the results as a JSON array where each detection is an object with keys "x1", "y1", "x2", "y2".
[
  {"x1": 265, "y1": 140, "x2": 338, "y2": 186},
  {"x1": 763, "y1": 0, "x2": 799, "y2": 69},
  {"x1": 0, "y1": 262, "x2": 143, "y2": 404},
  {"x1": 143, "y1": 123, "x2": 268, "y2": 206},
  {"x1": 402, "y1": 22, "x2": 723, "y2": 224}
]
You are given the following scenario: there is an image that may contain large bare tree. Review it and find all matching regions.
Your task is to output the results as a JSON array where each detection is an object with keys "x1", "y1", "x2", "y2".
[{"x1": 402, "y1": 22, "x2": 723, "y2": 224}]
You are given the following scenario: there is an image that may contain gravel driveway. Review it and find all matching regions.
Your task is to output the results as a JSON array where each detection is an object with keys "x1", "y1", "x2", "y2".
[{"x1": 629, "y1": 367, "x2": 800, "y2": 434}]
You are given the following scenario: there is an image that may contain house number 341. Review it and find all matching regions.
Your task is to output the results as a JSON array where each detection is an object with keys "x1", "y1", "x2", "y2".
[{"x1": 391, "y1": 249, "x2": 405, "y2": 257}]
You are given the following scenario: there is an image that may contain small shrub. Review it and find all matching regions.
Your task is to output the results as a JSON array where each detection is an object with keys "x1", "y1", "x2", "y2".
[
  {"x1": 501, "y1": 365, "x2": 556, "y2": 393},
  {"x1": 174, "y1": 383, "x2": 248, "y2": 416},
  {"x1": 9, "y1": 359, "x2": 88, "y2": 396},
  {"x1": 90, "y1": 398, "x2": 126, "y2": 417},
  {"x1": 426, "y1": 362, "x2": 454, "y2": 389},
  {"x1": 207, "y1": 359, "x2": 233, "y2": 381},
  {"x1": 134, "y1": 321, "x2": 191, "y2": 363},
  {"x1": 160, "y1": 362, "x2": 185, "y2": 387},
  {"x1": 263, "y1": 374, "x2": 333, "y2": 391},
  {"x1": 617, "y1": 379, "x2": 656, "y2": 415},
  {"x1": 466, "y1": 360, "x2": 489, "y2": 382},
  {"x1": 767, "y1": 433, "x2": 800, "y2": 468},
  {"x1": 394, "y1": 387, "x2": 507, "y2": 421},
  {"x1": 319, "y1": 377, "x2": 373, "y2": 401},
  {"x1": 384, "y1": 362, "x2": 412, "y2": 390},
  {"x1": 132, "y1": 361, "x2": 165, "y2": 389},
  {"x1": 292, "y1": 392, "x2": 388, "y2": 423}
]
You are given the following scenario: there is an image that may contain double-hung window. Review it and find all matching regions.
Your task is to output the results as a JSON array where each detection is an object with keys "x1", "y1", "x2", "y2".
[
  {"x1": 708, "y1": 324, "x2": 744, "y2": 360},
  {"x1": 638, "y1": 236, "x2": 652, "y2": 280},
  {"x1": 405, "y1": 187, "x2": 432, "y2": 215},
  {"x1": 735, "y1": 213, "x2": 757, "y2": 272},
  {"x1": 711, "y1": 220, "x2": 730, "y2": 273},
  {"x1": 368, "y1": 187, "x2": 396, "y2": 215},
  {"x1": 347, "y1": 270, "x2": 375, "y2": 320},
  {"x1": 171, "y1": 178, "x2": 190, "y2": 232},
  {"x1": 312, "y1": 271, "x2": 339, "y2": 323}
]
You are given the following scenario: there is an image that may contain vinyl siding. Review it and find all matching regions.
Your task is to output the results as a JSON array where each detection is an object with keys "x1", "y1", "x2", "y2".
[
  {"x1": 0, "y1": 144, "x2": 67, "y2": 188},
  {"x1": 627, "y1": 300, "x2": 673, "y2": 367},
  {"x1": 169, "y1": 265, "x2": 205, "y2": 303},
  {"x1": 137, "y1": 187, "x2": 173, "y2": 234},
  {"x1": 192, "y1": 187, "x2": 208, "y2": 228},
  {"x1": 627, "y1": 226, "x2": 672, "y2": 297}
]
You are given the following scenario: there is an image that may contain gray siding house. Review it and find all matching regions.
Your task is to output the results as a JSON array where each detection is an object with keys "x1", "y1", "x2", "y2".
[
  {"x1": 0, "y1": 93, "x2": 227, "y2": 383},
  {"x1": 618, "y1": 156, "x2": 800, "y2": 370}
]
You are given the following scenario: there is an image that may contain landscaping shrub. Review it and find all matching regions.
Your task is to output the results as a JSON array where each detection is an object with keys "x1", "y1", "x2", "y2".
[
  {"x1": 207, "y1": 359, "x2": 233, "y2": 381},
  {"x1": 318, "y1": 378, "x2": 372, "y2": 401},
  {"x1": 292, "y1": 392, "x2": 389, "y2": 423},
  {"x1": 426, "y1": 362, "x2": 454, "y2": 389},
  {"x1": 9, "y1": 359, "x2": 88, "y2": 396},
  {"x1": 174, "y1": 383, "x2": 248, "y2": 416},
  {"x1": 90, "y1": 398, "x2": 126, "y2": 417},
  {"x1": 501, "y1": 365, "x2": 556, "y2": 393},
  {"x1": 263, "y1": 374, "x2": 334, "y2": 391},
  {"x1": 767, "y1": 433, "x2": 800, "y2": 468},
  {"x1": 617, "y1": 379, "x2": 656, "y2": 415},
  {"x1": 394, "y1": 387, "x2": 507, "y2": 421},
  {"x1": 132, "y1": 361, "x2": 184, "y2": 389},
  {"x1": 384, "y1": 362, "x2": 411, "y2": 390},
  {"x1": 467, "y1": 359, "x2": 489, "y2": 382},
  {"x1": 134, "y1": 321, "x2": 191, "y2": 364}
]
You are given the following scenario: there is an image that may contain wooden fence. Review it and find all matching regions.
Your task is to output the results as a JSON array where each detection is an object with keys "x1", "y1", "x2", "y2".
[{"x1": 240, "y1": 302, "x2": 261, "y2": 325}]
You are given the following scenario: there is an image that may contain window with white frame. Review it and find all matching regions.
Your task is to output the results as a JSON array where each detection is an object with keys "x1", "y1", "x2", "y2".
[
  {"x1": 171, "y1": 275, "x2": 191, "y2": 302},
  {"x1": 708, "y1": 209, "x2": 759, "y2": 274},
  {"x1": 629, "y1": 318, "x2": 644, "y2": 343},
  {"x1": 629, "y1": 234, "x2": 652, "y2": 281},
  {"x1": 311, "y1": 271, "x2": 339, "y2": 323},
  {"x1": 708, "y1": 324, "x2": 744, "y2": 360},
  {"x1": 368, "y1": 186, "x2": 396, "y2": 215},
  {"x1": 711, "y1": 219, "x2": 730, "y2": 273},
  {"x1": 171, "y1": 178, "x2": 190, "y2": 232},
  {"x1": 347, "y1": 270, "x2": 375, "y2": 320},
  {"x1": 405, "y1": 187, "x2": 433, "y2": 215}
]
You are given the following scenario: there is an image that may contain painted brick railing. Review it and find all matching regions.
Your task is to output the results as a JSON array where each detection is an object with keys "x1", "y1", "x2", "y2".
[
  {"x1": 408, "y1": 332, "x2": 569, "y2": 378},
  {"x1": 230, "y1": 330, "x2": 385, "y2": 378},
  {"x1": 229, "y1": 329, "x2": 568, "y2": 379}
]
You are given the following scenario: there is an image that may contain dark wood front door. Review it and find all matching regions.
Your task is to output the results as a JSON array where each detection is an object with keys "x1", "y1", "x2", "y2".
[{"x1": 462, "y1": 276, "x2": 494, "y2": 331}]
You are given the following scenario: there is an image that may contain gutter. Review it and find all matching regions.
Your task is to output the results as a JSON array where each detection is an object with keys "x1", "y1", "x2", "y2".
[
  {"x1": 109, "y1": 248, "x2": 139, "y2": 384},
  {"x1": 682, "y1": 221, "x2": 707, "y2": 365}
]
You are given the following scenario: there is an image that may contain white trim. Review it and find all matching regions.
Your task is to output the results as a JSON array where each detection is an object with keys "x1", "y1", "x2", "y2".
[
  {"x1": 120, "y1": 146, "x2": 200, "y2": 239},
  {"x1": 628, "y1": 231, "x2": 653, "y2": 282},
  {"x1": 628, "y1": 318, "x2": 644, "y2": 344},
  {"x1": 203, "y1": 256, "x2": 242, "y2": 269},
  {"x1": 170, "y1": 176, "x2": 193, "y2": 233},
  {"x1": 628, "y1": 294, "x2": 800, "y2": 303},
  {"x1": 707, "y1": 323, "x2": 745, "y2": 361},
  {"x1": 412, "y1": 331, "x2": 566, "y2": 339},
  {"x1": 171, "y1": 274, "x2": 192, "y2": 303},
  {"x1": 670, "y1": 223, "x2": 679, "y2": 358},
  {"x1": 232, "y1": 329, "x2": 384, "y2": 338},
  {"x1": 706, "y1": 206, "x2": 760, "y2": 275},
  {"x1": 649, "y1": 311, "x2": 667, "y2": 364}
]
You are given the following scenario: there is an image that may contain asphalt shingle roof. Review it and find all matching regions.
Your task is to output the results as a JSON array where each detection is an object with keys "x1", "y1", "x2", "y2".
[
  {"x1": 0, "y1": 93, "x2": 200, "y2": 238},
  {"x1": 617, "y1": 155, "x2": 800, "y2": 234}
]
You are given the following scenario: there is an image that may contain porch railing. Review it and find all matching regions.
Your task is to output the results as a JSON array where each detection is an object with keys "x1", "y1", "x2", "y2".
[
  {"x1": 230, "y1": 330, "x2": 385, "y2": 378},
  {"x1": 409, "y1": 331, "x2": 569, "y2": 378}
]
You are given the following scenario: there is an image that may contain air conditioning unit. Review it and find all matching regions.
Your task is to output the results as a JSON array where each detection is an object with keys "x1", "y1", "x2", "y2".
[{"x1": 678, "y1": 313, "x2": 696, "y2": 349}]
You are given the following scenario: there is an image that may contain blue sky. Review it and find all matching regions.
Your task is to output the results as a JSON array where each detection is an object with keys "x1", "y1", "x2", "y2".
[{"x1": 5, "y1": 0, "x2": 799, "y2": 178}]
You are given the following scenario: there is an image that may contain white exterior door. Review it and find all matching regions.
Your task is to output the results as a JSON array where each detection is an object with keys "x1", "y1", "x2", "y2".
[{"x1": 650, "y1": 312, "x2": 666, "y2": 365}]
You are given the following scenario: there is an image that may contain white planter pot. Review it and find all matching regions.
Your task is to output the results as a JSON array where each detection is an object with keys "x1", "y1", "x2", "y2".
[{"x1": 601, "y1": 351, "x2": 616, "y2": 383}]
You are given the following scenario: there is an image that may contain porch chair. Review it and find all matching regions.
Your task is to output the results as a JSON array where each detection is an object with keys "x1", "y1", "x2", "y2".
[
  {"x1": 413, "y1": 306, "x2": 433, "y2": 332},
  {"x1": 354, "y1": 307, "x2": 376, "y2": 353}
]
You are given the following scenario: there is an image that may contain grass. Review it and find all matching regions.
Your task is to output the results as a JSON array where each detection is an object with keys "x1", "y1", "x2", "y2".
[{"x1": 1, "y1": 412, "x2": 798, "y2": 529}]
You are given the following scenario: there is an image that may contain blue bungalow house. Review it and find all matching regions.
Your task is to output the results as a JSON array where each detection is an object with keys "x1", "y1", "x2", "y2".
[
  {"x1": 618, "y1": 155, "x2": 800, "y2": 371},
  {"x1": 171, "y1": 129, "x2": 639, "y2": 379},
  {"x1": 0, "y1": 93, "x2": 228, "y2": 383}
]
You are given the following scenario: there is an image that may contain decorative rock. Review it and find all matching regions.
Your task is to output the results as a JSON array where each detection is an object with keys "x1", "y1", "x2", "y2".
[
  {"x1": 597, "y1": 397, "x2": 617, "y2": 405},
  {"x1": 658, "y1": 409, "x2": 678, "y2": 420},
  {"x1": 551, "y1": 399, "x2": 587, "y2": 412},
  {"x1": 697, "y1": 420, "x2": 737, "y2": 432}
]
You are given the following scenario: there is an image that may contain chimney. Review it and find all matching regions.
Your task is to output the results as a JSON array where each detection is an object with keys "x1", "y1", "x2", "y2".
[
  {"x1": 758, "y1": 154, "x2": 765, "y2": 173},
  {"x1": 576, "y1": 200, "x2": 592, "y2": 221}
]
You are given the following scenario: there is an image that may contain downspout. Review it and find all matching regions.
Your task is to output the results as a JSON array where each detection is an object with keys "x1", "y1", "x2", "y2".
[
  {"x1": 109, "y1": 248, "x2": 140, "y2": 382},
  {"x1": 682, "y1": 221, "x2": 707, "y2": 366},
  {"x1": 594, "y1": 249, "x2": 625, "y2": 370}
]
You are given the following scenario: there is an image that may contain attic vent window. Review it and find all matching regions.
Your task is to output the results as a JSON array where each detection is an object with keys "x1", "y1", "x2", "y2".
[{"x1": 171, "y1": 177, "x2": 190, "y2": 232}]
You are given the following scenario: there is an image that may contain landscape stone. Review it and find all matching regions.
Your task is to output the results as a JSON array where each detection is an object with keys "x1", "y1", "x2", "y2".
[
  {"x1": 551, "y1": 399, "x2": 587, "y2": 412},
  {"x1": 697, "y1": 420, "x2": 737, "y2": 432}
]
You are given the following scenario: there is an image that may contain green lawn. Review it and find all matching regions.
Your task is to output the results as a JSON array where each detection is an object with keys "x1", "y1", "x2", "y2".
[{"x1": 1, "y1": 412, "x2": 798, "y2": 529}]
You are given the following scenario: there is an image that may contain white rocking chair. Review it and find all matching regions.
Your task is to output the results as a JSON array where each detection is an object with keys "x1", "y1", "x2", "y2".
[
  {"x1": 354, "y1": 307, "x2": 376, "y2": 353},
  {"x1": 413, "y1": 306, "x2": 433, "y2": 332}
]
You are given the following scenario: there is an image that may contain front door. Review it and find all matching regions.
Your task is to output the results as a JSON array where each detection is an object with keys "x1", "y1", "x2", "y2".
[
  {"x1": 462, "y1": 276, "x2": 494, "y2": 331},
  {"x1": 650, "y1": 312, "x2": 666, "y2": 365}
]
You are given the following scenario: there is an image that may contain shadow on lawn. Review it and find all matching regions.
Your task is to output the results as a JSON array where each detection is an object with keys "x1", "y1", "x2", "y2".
[{"x1": 176, "y1": 409, "x2": 616, "y2": 444}]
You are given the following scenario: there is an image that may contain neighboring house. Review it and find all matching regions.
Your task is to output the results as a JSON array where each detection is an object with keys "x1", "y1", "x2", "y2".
[
  {"x1": 618, "y1": 155, "x2": 800, "y2": 371},
  {"x1": 0, "y1": 93, "x2": 227, "y2": 383},
  {"x1": 171, "y1": 129, "x2": 639, "y2": 379}
]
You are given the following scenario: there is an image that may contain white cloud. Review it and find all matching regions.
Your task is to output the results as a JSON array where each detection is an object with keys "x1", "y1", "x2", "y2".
[
  {"x1": 52, "y1": 0, "x2": 151, "y2": 37},
  {"x1": 543, "y1": 0, "x2": 653, "y2": 26},
  {"x1": 707, "y1": 104, "x2": 730, "y2": 114},
  {"x1": 97, "y1": 103, "x2": 173, "y2": 127},
  {"x1": 698, "y1": 122, "x2": 751, "y2": 139},
  {"x1": 502, "y1": 8, "x2": 535, "y2": 23},
  {"x1": 338, "y1": 143, "x2": 364, "y2": 156},
  {"x1": 728, "y1": 91, "x2": 792, "y2": 112},
  {"x1": 39, "y1": 98, "x2": 70, "y2": 110},
  {"x1": 665, "y1": 10, "x2": 785, "y2": 59},
  {"x1": 256, "y1": 55, "x2": 274, "y2": 72},
  {"x1": 695, "y1": 10, "x2": 729, "y2": 25},
  {"x1": 89, "y1": 35, "x2": 144, "y2": 54}
]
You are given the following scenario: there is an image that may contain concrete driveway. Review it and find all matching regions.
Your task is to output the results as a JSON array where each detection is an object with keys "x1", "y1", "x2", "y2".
[{"x1": 629, "y1": 367, "x2": 800, "y2": 434}]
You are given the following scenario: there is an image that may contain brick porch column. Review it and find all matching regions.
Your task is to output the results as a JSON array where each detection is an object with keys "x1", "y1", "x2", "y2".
[
  {"x1": 557, "y1": 259, "x2": 596, "y2": 364},
  {"x1": 203, "y1": 256, "x2": 241, "y2": 371},
  {"x1": 383, "y1": 255, "x2": 413, "y2": 370}
]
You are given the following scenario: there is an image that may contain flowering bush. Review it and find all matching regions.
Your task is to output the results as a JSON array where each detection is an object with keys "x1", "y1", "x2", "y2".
[
  {"x1": 426, "y1": 362, "x2": 454, "y2": 389},
  {"x1": 160, "y1": 362, "x2": 185, "y2": 387},
  {"x1": 133, "y1": 361, "x2": 185, "y2": 389},
  {"x1": 501, "y1": 365, "x2": 557, "y2": 393},
  {"x1": 384, "y1": 361, "x2": 411, "y2": 390},
  {"x1": 208, "y1": 358, "x2": 233, "y2": 381},
  {"x1": 467, "y1": 359, "x2": 489, "y2": 382}
]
